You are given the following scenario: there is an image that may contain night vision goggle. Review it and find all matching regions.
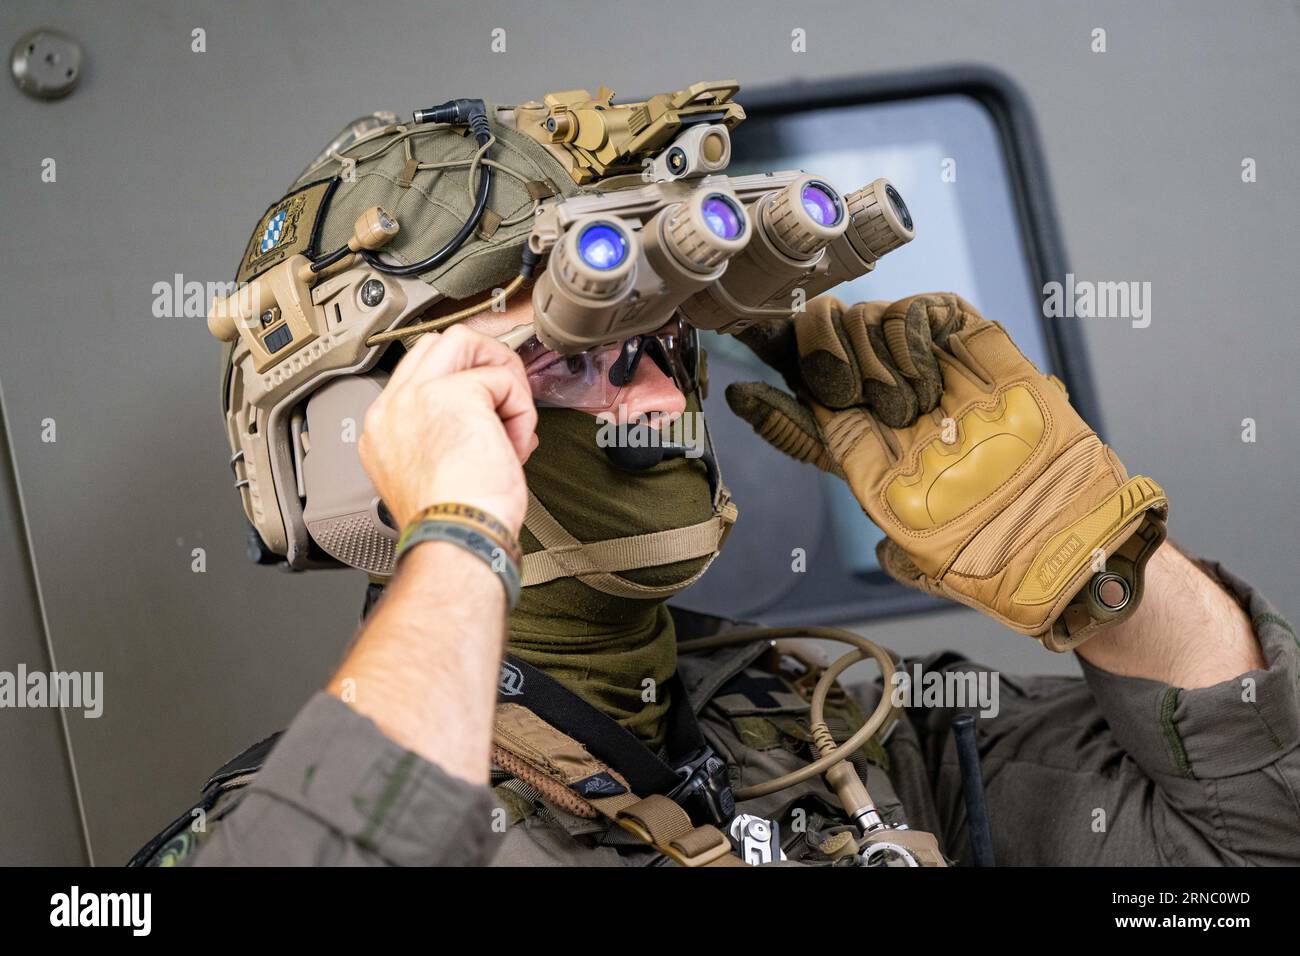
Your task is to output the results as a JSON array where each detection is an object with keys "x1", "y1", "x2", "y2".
[
  {"x1": 205, "y1": 81, "x2": 913, "y2": 575},
  {"x1": 523, "y1": 164, "x2": 913, "y2": 355}
]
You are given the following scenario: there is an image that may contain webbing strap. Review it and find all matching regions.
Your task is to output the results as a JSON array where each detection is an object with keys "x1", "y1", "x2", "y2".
[
  {"x1": 520, "y1": 489, "x2": 737, "y2": 597},
  {"x1": 492, "y1": 706, "x2": 742, "y2": 867},
  {"x1": 498, "y1": 656, "x2": 686, "y2": 796},
  {"x1": 397, "y1": 157, "x2": 420, "y2": 188},
  {"x1": 591, "y1": 793, "x2": 737, "y2": 866},
  {"x1": 522, "y1": 493, "x2": 727, "y2": 582},
  {"x1": 525, "y1": 179, "x2": 557, "y2": 200}
]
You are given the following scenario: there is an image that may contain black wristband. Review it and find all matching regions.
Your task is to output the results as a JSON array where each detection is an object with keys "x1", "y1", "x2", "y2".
[{"x1": 396, "y1": 519, "x2": 522, "y2": 610}]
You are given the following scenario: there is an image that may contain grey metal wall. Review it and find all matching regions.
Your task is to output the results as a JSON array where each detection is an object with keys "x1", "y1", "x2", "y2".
[{"x1": 1, "y1": 0, "x2": 1295, "y2": 865}]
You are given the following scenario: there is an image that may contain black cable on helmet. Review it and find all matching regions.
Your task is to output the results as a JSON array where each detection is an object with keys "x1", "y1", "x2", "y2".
[
  {"x1": 315, "y1": 99, "x2": 497, "y2": 278},
  {"x1": 309, "y1": 244, "x2": 352, "y2": 273}
]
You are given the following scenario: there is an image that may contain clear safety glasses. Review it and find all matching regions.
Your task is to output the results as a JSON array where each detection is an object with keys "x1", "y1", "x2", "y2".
[{"x1": 512, "y1": 317, "x2": 700, "y2": 413}]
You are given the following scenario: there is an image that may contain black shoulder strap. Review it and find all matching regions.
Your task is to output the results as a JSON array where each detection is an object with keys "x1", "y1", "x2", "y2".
[
  {"x1": 367, "y1": 581, "x2": 713, "y2": 801},
  {"x1": 499, "y1": 655, "x2": 704, "y2": 799}
]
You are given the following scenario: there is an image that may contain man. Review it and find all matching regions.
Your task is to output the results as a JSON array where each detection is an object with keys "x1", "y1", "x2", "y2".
[
  {"x1": 131, "y1": 288, "x2": 1297, "y2": 867},
  {"x1": 131, "y1": 89, "x2": 1299, "y2": 867}
]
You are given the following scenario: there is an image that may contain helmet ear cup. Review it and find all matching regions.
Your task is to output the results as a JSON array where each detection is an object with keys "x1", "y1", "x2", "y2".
[
  {"x1": 300, "y1": 374, "x2": 397, "y2": 576},
  {"x1": 305, "y1": 506, "x2": 397, "y2": 576}
]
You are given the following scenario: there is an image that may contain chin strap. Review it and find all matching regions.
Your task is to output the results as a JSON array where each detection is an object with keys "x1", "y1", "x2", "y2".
[{"x1": 519, "y1": 486, "x2": 736, "y2": 597}]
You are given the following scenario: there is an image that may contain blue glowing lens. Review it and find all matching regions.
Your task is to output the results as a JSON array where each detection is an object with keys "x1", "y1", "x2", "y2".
[
  {"x1": 577, "y1": 224, "x2": 628, "y2": 270},
  {"x1": 801, "y1": 183, "x2": 842, "y2": 226},
  {"x1": 701, "y1": 195, "x2": 742, "y2": 239}
]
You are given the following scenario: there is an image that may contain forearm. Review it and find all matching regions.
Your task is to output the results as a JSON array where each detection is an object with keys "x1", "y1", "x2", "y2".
[
  {"x1": 326, "y1": 541, "x2": 507, "y2": 785},
  {"x1": 194, "y1": 442, "x2": 518, "y2": 866},
  {"x1": 1075, "y1": 541, "x2": 1264, "y2": 687}
]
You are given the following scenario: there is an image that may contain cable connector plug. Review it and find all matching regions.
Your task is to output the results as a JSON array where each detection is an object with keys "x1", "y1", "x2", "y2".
[
  {"x1": 413, "y1": 97, "x2": 487, "y2": 129},
  {"x1": 518, "y1": 244, "x2": 542, "y2": 280}
]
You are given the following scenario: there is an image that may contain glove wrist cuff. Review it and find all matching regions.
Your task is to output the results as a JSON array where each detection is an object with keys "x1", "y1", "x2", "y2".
[{"x1": 1040, "y1": 502, "x2": 1168, "y2": 652}]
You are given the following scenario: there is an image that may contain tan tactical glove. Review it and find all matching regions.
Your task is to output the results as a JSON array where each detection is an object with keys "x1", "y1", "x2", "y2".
[{"x1": 726, "y1": 293, "x2": 1168, "y2": 651}]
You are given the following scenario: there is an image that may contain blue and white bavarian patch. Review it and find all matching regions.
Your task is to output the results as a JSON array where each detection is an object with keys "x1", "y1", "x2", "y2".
[
  {"x1": 260, "y1": 209, "x2": 289, "y2": 253},
  {"x1": 237, "y1": 178, "x2": 339, "y2": 283}
]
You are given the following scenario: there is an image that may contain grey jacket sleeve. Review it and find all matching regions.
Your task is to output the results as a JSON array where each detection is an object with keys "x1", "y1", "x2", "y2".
[
  {"x1": 1071, "y1": 564, "x2": 1300, "y2": 864},
  {"x1": 914, "y1": 563, "x2": 1300, "y2": 865},
  {"x1": 189, "y1": 692, "x2": 504, "y2": 866}
]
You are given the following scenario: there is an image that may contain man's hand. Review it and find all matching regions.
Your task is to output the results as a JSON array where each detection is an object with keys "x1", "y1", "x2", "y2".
[
  {"x1": 359, "y1": 324, "x2": 538, "y2": 535},
  {"x1": 727, "y1": 292, "x2": 1168, "y2": 651}
]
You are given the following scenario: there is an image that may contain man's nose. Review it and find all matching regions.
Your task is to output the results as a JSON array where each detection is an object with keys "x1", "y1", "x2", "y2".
[{"x1": 616, "y1": 354, "x2": 686, "y2": 425}]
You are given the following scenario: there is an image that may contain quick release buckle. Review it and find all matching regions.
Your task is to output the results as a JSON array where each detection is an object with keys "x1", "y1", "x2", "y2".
[{"x1": 669, "y1": 745, "x2": 735, "y2": 827}]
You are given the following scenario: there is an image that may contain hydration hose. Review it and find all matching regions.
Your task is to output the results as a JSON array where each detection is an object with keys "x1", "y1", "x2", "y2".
[{"x1": 677, "y1": 625, "x2": 898, "y2": 818}]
